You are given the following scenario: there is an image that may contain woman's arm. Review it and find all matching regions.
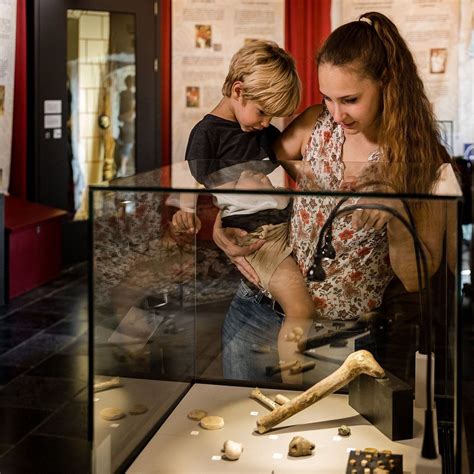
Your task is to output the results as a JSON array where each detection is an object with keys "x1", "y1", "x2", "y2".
[
  {"x1": 387, "y1": 201, "x2": 446, "y2": 292},
  {"x1": 273, "y1": 105, "x2": 323, "y2": 180},
  {"x1": 212, "y1": 211, "x2": 265, "y2": 286}
]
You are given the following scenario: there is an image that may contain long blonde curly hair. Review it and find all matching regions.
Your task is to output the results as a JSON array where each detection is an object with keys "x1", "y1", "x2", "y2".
[{"x1": 317, "y1": 11, "x2": 450, "y2": 196}]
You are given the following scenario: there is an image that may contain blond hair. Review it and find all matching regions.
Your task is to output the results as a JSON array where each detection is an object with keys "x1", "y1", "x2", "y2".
[
  {"x1": 317, "y1": 12, "x2": 450, "y2": 196},
  {"x1": 222, "y1": 40, "x2": 301, "y2": 117}
]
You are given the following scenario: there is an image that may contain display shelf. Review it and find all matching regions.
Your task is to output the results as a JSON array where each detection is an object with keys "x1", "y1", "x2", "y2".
[
  {"x1": 94, "y1": 378, "x2": 189, "y2": 472},
  {"x1": 127, "y1": 383, "x2": 425, "y2": 473}
]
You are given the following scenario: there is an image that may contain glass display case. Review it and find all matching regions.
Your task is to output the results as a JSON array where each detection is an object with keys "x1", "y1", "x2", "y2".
[{"x1": 89, "y1": 161, "x2": 463, "y2": 473}]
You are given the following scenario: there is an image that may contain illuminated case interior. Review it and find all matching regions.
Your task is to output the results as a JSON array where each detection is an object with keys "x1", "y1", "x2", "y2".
[{"x1": 88, "y1": 161, "x2": 463, "y2": 473}]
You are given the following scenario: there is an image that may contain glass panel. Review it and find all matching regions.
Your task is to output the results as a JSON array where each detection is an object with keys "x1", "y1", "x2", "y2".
[
  {"x1": 91, "y1": 163, "x2": 462, "y2": 472},
  {"x1": 67, "y1": 9, "x2": 136, "y2": 220},
  {"x1": 91, "y1": 186, "x2": 194, "y2": 472}
]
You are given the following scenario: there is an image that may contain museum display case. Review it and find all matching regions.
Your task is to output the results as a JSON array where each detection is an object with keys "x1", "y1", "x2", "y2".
[{"x1": 89, "y1": 161, "x2": 463, "y2": 473}]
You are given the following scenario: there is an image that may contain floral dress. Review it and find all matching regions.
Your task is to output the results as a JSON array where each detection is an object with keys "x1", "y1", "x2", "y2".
[{"x1": 290, "y1": 107, "x2": 394, "y2": 320}]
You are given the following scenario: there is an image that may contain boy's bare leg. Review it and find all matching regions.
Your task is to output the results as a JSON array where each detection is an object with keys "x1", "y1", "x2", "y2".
[{"x1": 268, "y1": 256, "x2": 317, "y2": 384}]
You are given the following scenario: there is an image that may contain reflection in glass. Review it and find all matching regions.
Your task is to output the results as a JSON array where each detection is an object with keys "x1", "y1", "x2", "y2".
[{"x1": 67, "y1": 10, "x2": 136, "y2": 220}]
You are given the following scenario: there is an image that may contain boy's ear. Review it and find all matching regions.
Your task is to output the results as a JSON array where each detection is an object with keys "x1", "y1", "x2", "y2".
[{"x1": 231, "y1": 81, "x2": 244, "y2": 100}]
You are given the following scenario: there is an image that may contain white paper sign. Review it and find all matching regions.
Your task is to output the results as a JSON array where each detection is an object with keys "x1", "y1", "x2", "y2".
[
  {"x1": 44, "y1": 99, "x2": 62, "y2": 114},
  {"x1": 0, "y1": 0, "x2": 17, "y2": 192},
  {"x1": 44, "y1": 114, "x2": 62, "y2": 129},
  {"x1": 171, "y1": 0, "x2": 285, "y2": 186}
]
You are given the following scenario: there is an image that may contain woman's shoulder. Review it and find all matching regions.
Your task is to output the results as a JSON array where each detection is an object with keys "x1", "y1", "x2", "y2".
[
  {"x1": 284, "y1": 104, "x2": 325, "y2": 138},
  {"x1": 297, "y1": 104, "x2": 325, "y2": 127}
]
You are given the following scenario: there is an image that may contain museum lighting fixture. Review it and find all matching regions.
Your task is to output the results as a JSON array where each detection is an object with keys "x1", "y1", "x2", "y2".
[{"x1": 307, "y1": 199, "x2": 438, "y2": 460}]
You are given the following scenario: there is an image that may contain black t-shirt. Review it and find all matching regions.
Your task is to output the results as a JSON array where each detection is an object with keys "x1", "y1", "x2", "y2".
[{"x1": 185, "y1": 114, "x2": 280, "y2": 188}]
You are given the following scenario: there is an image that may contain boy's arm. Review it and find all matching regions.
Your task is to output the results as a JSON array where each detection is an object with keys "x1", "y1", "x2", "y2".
[{"x1": 171, "y1": 209, "x2": 201, "y2": 235}]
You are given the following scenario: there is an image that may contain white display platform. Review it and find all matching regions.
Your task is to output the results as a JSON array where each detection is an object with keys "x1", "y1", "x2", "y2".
[{"x1": 127, "y1": 383, "x2": 426, "y2": 473}]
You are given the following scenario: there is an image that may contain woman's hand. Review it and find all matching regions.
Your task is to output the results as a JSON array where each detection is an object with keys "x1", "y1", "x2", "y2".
[
  {"x1": 351, "y1": 198, "x2": 405, "y2": 231},
  {"x1": 212, "y1": 212, "x2": 265, "y2": 286}
]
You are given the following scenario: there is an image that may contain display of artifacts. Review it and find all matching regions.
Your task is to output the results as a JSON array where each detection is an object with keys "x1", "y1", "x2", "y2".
[
  {"x1": 256, "y1": 350, "x2": 385, "y2": 433},
  {"x1": 250, "y1": 387, "x2": 279, "y2": 411},
  {"x1": 265, "y1": 359, "x2": 298, "y2": 376},
  {"x1": 100, "y1": 407, "x2": 126, "y2": 421},
  {"x1": 93, "y1": 377, "x2": 189, "y2": 473},
  {"x1": 0, "y1": 0, "x2": 17, "y2": 193},
  {"x1": 338, "y1": 424, "x2": 351, "y2": 437},
  {"x1": 346, "y1": 448, "x2": 403, "y2": 474},
  {"x1": 171, "y1": 0, "x2": 285, "y2": 186},
  {"x1": 288, "y1": 436, "x2": 315, "y2": 457},
  {"x1": 274, "y1": 393, "x2": 290, "y2": 405},
  {"x1": 187, "y1": 409, "x2": 208, "y2": 421},
  {"x1": 127, "y1": 383, "x2": 427, "y2": 473},
  {"x1": 221, "y1": 440, "x2": 243, "y2": 460},
  {"x1": 94, "y1": 376, "x2": 123, "y2": 393},
  {"x1": 200, "y1": 415, "x2": 225, "y2": 430}
]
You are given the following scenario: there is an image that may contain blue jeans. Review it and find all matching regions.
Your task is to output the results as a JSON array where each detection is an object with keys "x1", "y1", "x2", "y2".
[{"x1": 222, "y1": 280, "x2": 284, "y2": 381}]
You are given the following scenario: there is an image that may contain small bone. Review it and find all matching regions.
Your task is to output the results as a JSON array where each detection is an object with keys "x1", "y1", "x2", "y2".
[
  {"x1": 222, "y1": 440, "x2": 243, "y2": 461},
  {"x1": 94, "y1": 376, "x2": 122, "y2": 392},
  {"x1": 250, "y1": 388, "x2": 278, "y2": 410},
  {"x1": 289, "y1": 361, "x2": 316, "y2": 374},
  {"x1": 265, "y1": 360, "x2": 298, "y2": 376},
  {"x1": 256, "y1": 350, "x2": 384, "y2": 433},
  {"x1": 274, "y1": 394, "x2": 290, "y2": 405},
  {"x1": 288, "y1": 436, "x2": 315, "y2": 457}
]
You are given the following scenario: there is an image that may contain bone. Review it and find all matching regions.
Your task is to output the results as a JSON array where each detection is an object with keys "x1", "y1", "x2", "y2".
[
  {"x1": 288, "y1": 436, "x2": 315, "y2": 457},
  {"x1": 93, "y1": 376, "x2": 122, "y2": 392},
  {"x1": 222, "y1": 440, "x2": 243, "y2": 461},
  {"x1": 289, "y1": 361, "x2": 316, "y2": 374},
  {"x1": 265, "y1": 360, "x2": 298, "y2": 377},
  {"x1": 250, "y1": 388, "x2": 278, "y2": 411},
  {"x1": 274, "y1": 394, "x2": 290, "y2": 405},
  {"x1": 256, "y1": 350, "x2": 385, "y2": 433}
]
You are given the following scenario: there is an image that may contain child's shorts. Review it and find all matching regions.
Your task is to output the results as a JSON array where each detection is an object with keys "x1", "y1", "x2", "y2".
[{"x1": 240, "y1": 222, "x2": 293, "y2": 291}]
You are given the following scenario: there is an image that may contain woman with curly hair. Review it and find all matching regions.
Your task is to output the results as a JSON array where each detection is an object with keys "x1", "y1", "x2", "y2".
[{"x1": 212, "y1": 12, "x2": 454, "y2": 382}]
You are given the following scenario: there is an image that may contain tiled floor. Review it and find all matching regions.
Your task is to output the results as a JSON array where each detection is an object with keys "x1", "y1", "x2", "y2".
[
  {"x1": 0, "y1": 264, "x2": 90, "y2": 473},
  {"x1": 0, "y1": 261, "x2": 472, "y2": 473}
]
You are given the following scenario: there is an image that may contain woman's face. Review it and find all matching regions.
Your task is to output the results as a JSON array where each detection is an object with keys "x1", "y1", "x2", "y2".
[{"x1": 318, "y1": 63, "x2": 382, "y2": 139}]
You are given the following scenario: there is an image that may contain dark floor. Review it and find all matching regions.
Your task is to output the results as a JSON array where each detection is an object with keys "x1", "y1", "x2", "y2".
[
  {"x1": 0, "y1": 261, "x2": 472, "y2": 473},
  {"x1": 0, "y1": 264, "x2": 90, "y2": 474}
]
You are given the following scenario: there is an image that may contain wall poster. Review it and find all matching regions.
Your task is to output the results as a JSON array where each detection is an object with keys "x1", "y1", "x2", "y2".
[
  {"x1": 335, "y1": 0, "x2": 473, "y2": 156},
  {"x1": 171, "y1": 0, "x2": 285, "y2": 187},
  {"x1": 0, "y1": 0, "x2": 17, "y2": 193}
]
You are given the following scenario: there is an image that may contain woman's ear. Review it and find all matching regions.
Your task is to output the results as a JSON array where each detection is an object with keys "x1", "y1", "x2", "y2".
[{"x1": 231, "y1": 81, "x2": 244, "y2": 100}]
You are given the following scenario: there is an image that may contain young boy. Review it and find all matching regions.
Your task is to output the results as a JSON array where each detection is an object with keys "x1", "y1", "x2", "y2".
[{"x1": 174, "y1": 40, "x2": 318, "y2": 327}]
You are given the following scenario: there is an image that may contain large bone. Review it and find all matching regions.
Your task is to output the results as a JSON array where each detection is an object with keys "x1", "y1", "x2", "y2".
[{"x1": 256, "y1": 350, "x2": 384, "y2": 433}]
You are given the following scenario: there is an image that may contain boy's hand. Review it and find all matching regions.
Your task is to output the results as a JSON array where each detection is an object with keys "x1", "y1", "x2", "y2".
[{"x1": 171, "y1": 210, "x2": 201, "y2": 235}]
